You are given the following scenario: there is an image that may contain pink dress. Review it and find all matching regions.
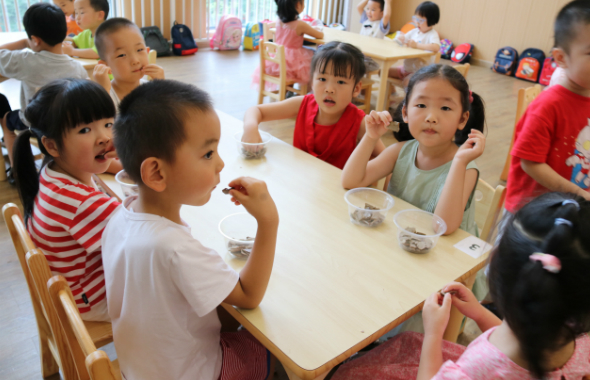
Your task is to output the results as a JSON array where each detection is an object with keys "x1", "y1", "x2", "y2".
[
  {"x1": 332, "y1": 328, "x2": 590, "y2": 380},
  {"x1": 252, "y1": 20, "x2": 314, "y2": 90}
]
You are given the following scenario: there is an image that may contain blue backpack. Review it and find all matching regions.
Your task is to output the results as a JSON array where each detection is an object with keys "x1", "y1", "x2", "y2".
[
  {"x1": 171, "y1": 21, "x2": 198, "y2": 56},
  {"x1": 491, "y1": 46, "x2": 519, "y2": 76}
]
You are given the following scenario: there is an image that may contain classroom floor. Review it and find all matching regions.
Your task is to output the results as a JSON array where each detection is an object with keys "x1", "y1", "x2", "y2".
[{"x1": 0, "y1": 48, "x2": 536, "y2": 379}]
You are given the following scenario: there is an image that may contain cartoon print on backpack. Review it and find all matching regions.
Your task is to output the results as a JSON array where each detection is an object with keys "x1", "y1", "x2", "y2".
[
  {"x1": 566, "y1": 120, "x2": 590, "y2": 189},
  {"x1": 491, "y1": 46, "x2": 518, "y2": 76}
]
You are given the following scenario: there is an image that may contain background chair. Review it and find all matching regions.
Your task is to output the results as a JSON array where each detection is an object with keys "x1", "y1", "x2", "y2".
[
  {"x1": 473, "y1": 178, "x2": 506, "y2": 242},
  {"x1": 352, "y1": 77, "x2": 375, "y2": 114}
]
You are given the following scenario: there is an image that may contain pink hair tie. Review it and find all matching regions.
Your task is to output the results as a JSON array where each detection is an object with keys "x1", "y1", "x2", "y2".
[
  {"x1": 468, "y1": 90, "x2": 474, "y2": 104},
  {"x1": 530, "y1": 253, "x2": 561, "y2": 273}
]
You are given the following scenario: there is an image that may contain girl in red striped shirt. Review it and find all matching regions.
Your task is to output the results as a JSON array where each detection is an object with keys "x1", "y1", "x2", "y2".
[{"x1": 12, "y1": 78, "x2": 120, "y2": 321}]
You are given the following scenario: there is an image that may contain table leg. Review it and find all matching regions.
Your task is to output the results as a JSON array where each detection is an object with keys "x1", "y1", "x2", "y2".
[
  {"x1": 375, "y1": 59, "x2": 396, "y2": 111},
  {"x1": 442, "y1": 272, "x2": 477, "y2": 343},
  {"x1": 284, "y1": 365, "x2": 329, "y2": 380},
  {"x1": 0, "y1": 148, "x2": 6, "y2": 181}
]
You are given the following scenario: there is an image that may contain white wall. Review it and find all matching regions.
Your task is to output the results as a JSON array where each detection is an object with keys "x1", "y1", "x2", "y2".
[{"x1": 343, "y1": 0, "x2": 361, "y2": 33}]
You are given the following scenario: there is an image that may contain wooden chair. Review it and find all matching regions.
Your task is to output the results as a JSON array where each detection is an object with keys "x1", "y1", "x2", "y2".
[
  {"x1": 353, "y1": 77, "x2": 375, "y2": 114},
  {"x1": 452, "y1": 63, "x2": 470, "y2": 77},
  {"x1": 262, "y1": 21, "x2": 275, "y2": 42},
  {"x1": 48, "y1": 275, "x2": 122, "y2": 380},
  {"x1": 257, "y1": 40, "x2": 308, "y2": 104},
  {"x1": 473, "y1": 178, "x2": 506, "y2": 242},
  {"x1": 2, "y1": 203, "x2": 113, "y2": 379},
  {"x1": 499, "y1": 84, "x2": 543, "y2": 182}
]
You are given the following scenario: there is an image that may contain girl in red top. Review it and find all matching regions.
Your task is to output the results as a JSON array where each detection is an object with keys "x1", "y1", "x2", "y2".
[{"x1": 243, "y1": 41, "x2": 387, "y2": 169}]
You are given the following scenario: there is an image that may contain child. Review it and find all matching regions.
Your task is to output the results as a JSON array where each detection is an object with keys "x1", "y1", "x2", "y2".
[
  {"x1": 102, "y1": 80, "x2": 278, "y2": 380},
  {"x1": 53, "y1": 0, "x2": 83, "y2": 36},
  {"x1": 342, "y1": 64, "x2": 485, "y2": 236},
  {"x1": 389, "y1": 1, "x2": 440, "y2": 84},
  {"x1": 62, "y1": 0, "x2": 109, "y2": 59},
  {"x1": 12, "y1": 78, "x2": 119, "y2": 322},
  {"x1": 251, "y1": 0, "x2": 324, "y2": 91},
  {"x1": 245, "y1": 41, "x2": 386, "y2": 169},
  {"x1": 505, "y1": 0, "x2": 590, "y2": 216},
  {"x1": 332, "y1": 192, "x2": 590, "y2": 380},
  {"x1": 357, "y1": 0, "x2": 391, "y2": 39},
  {"x1": 0, "y1": 3, "x2": 88, "y2": 174},
  {"x1": 94, "y1": 18, "x2": 165, "y2": 110}
]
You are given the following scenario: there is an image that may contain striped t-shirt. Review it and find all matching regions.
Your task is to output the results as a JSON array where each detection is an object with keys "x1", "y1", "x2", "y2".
[{"x1": 27, "y1": 166, "x2": 120, "y2": 314}]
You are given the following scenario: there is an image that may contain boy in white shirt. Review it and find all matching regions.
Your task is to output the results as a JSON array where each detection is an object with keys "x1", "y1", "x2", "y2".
[
  {"x1": 357, "y1": 0, "x2": 391, "y2": 39},
  {"x1": 389, "y1": 1, "x2": 440, "y2": 84},
  {"x1": 102, "y1": 80, "x2": 278, "y2": 380}
]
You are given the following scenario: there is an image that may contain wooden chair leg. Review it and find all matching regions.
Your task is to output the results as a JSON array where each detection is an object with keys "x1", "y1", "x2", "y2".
[
  {"x1": 0, "y1": 149, "x2": 6, "y2": 181},
  {"x1": 363, "y1": 88, "x2": 371, "y2": 114},
  {"x1": 500, "y1": 152, "x2": 511, "y2": 182},
  {"x1": 40, "y1": 337, "x2": 60, "y2": 378},
  {"x1": 258, "y1": 81, "x2": 264, "y2": 105}
]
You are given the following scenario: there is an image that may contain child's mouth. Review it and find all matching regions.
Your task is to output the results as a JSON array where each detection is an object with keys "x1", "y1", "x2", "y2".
[
  {"x1": 423, "y1": 129, "x2": 437, "y2": 134},
  {"x1": 323, "y1": 98, "x2": 336, "y2": 107},
  {"x1": 95, "y1": 148, "x2": 113, "y2": 161}
]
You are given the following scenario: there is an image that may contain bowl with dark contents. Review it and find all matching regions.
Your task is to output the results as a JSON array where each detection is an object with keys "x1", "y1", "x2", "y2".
[
  {"x1": 344, "y1": 188, "x2": 394, "y2": 227},
  {"x1": 234, "y1": 131, "x2": 272, "y2": 159},
  {"x1": 218, "y1": 212, "x2": 258, "y2": 259},
  {"x1": 393, "y1": 210, "x2": 447, "y2": 253},
  {"x1": 115, "y1": 170, "x2": 139, "y2": 198}
]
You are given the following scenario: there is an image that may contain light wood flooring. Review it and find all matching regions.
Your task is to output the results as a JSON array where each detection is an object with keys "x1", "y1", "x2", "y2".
[{"x1": 0, "y1": 49, "x2": 535, "y2": 379}]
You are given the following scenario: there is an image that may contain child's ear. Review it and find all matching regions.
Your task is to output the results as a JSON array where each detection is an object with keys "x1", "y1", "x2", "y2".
[
  {"x1": 41, "y1": 137, "x2": 60, "y2": 158},
  {"x1": 352, "y1": 80, "x2": 363, "y2": 98},
  {"x1": 140, "y1": 157, "x2": 166, "y2": 192},
  {"x1": 401, "y1": 104, "x2": 408, "y2": 123},
  {"x1": 97, "y1": 10, "x2": 105, "y2": 21},
  {"x1": 552, "y1": 47, "x2": 568, "y2": 69},
  {"x1": 457, "y1": 110, "x2": 470, "y2": 130}
]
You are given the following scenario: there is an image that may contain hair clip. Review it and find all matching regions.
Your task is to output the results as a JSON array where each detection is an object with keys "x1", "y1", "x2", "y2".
[
  {"x1": 468, "y1": 90, "x2": 473, "y2": 104},
  {"x1": 530, "y1": 253, "x2": 561, "y2": 273},
  {"x1": 562, "y1": 199, "x2": 580, "y2": 210},
  {"x1": 555, "y1": 218, "x2": 573, "y2": 227}
]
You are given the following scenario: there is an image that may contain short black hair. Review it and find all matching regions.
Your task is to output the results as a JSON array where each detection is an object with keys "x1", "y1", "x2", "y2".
[
  {"x1": 555, "y1": 0, "x2": 590, "y2": 53},
  {"x1": 415, "y1": 1, "x2": 439, "y2": 26},
  {"x1": 23, "y1": 3, "x2": 67, "y2": 46},
  {"x1": 95, "y1": 18, "x2": 139, "y2": 60},
  {"x1": 368, "y1": 0, "x2": 384, "y2": 12},
  {"x1": 114, "y1": 80, "x2": 214, "y2": 184},
  {"x1": 311, "y1": 41, "x2": 366, "y2": 85},
  {"x1": 88, "y1": 0, "x2": 109, "y2": 20},
  {"x1": 275, "y1": 0, "x2": 303, "y2": 23}
]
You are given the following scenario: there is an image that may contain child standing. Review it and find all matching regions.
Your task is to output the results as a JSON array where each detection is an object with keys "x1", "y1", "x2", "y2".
[
  {"x1": 94, "y1": 18, "x2": 165, "y2": 110},
  {"x1": 389, "y1": 1, "x2": 441, "y2": 84},
  {"x1": 251, "y1": 0, "x2": 324, "y2": 91},
  {"x1": 53, "y1": 0, "x2": 83, "y2": 36},
  {"x1": 505, "y1": 0, "x2": 590, "y2": 216},
  {"x1": 12, "y1": 79, "x2": 119, "y2": 322},
  {"x1": 102, "y1": 80, "x2": 278, "y2": 380},
  {"x1": 245, "y1": 41, "x2": 385, "y2": 169},
  {"x1": 62, "y1": 0, "x2": 109, "y2": 59},
  {"x1": 333, "y1": 192, "x2": 590, "y2": 380},
  {"x1": 357, "y1": 0, "x2": 391, "y2": 39}
]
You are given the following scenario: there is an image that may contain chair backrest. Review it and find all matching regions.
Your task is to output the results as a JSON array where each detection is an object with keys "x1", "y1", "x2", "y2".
[
  {"x1": 263, "y1": 21, "x2": 275, "y2": 42},
  {"x1": 48, "y1": 275, "x2": 120, "y2": 380},
  {"x1": 515, "y1": 84, "x2": 543, "y2": 126},
  {"x1": 148, "y1": 49, "x2": 157, "y2": 64},
  {"x1": 259, "y1": 40, "x2": 287, "y2": 101},
  {"x1": 434, "y1": 51, "x2": 441, "y2": 64},
  {"x1": 473, "y1": 179, "x2": 507, "y2": 242},
  {"x1": 453, "y1": 63, "x2": 470, "y2": 77}
]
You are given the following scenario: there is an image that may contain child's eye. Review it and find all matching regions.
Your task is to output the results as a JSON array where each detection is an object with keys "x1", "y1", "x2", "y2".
[
  {"x1": 204, "y1": 151, "x2": 214, "y2": 159},
  {"x1": 138, "y1": 48, "x2": 144, "y2": 52},
  {"x1": 337, "y1": 80, "x2": 346, "y2": 85},
  {"x1": 416, "y1": 104, "x2": 426, "y2": 108},
  {"x1": 318, "y1": 77, "x2": 326, "y2": 82},
  {"x1": 105, "y1": 123, "x2": 113, "y2": 129},
  {"x1": 117, "y1": 54, "x2": 126, "y2": 58},
  {"x1": 79, "y1": 127, "x2": 90, "y2": 134},
  {"x1": 441, "y1": 106, "x2": 451, "y2": 111}
]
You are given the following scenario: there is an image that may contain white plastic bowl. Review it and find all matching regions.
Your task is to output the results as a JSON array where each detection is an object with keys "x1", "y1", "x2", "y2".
[
  {"x1": 393, "y1": 210, "x2": 447, "y2": 253},
  {"x1": 115, "y1": 170, "x2": 138, "y2": 198},
  {"x1": 344, "y1": 188, "x2": 395, "y2": 227},
  {"x1": 233, "y1": 131, "x2": 272, "y2": 159},
  {"x1": 218, "y1": 212, "x2": 258, "y2": 259}
]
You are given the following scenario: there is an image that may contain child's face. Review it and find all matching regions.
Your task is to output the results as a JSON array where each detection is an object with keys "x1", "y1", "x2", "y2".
[
  {"x1": 54, "y1": 0, "x2": 75, "y2": 16},
  {"x1": 365, "y1": 1, "x2": 383, "y2": 22},
  {"x1": 312, "y1": 63, "x2": 362, "y2": 119},
  {"x1": 413, "y1": 14, "x2": 431, "y2": 33},
  {"x1": 75, "y1": 0, "x2": 104, "y2": 30},
  {"x1": 100, "y1": 27, "x2": 150, "y2": 84},
  {"x1": 162, "y1": 109, "x2": 224, "y2": 207},
  {"x1": 556, "y1": 23, "x2": 590, "y2": 91},
  {"x1": 295, "y1": 0, "x2": 304, "y2": 14},
  {"x1": 403, "y1": 78, "x2": 468, "y2": 147}
]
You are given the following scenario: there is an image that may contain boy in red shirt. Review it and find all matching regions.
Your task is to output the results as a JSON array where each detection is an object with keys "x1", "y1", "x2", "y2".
[{"x1": 505, "y1": 0, "x2": 590, "y2": 213}]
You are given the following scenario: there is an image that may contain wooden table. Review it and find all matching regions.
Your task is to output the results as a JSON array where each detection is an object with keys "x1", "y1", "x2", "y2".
[
  {"x1": 304, "y1": 28, "x2": 435, "y2": 111},
  {"x1": 100, "y1": 110, "x2": 489, "y2": 380}
]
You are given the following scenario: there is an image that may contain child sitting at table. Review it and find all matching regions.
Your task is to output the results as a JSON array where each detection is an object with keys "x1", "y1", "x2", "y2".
[
  {"x1": 251, "y1": 0, "x2": 324, "y2": 91},
  {"x1": 12, "y1": 78, "x2": 119, "y2": 322},
  {"x1": 53, "y1": 0, "x2": 83, "y2": 36},
  {"x1": 94, "y1": 18, "x2": 165, "y2": 110},
  {"x1": 244, "y1": 41, "x2": 386, "y2": 169},
  {"x1": 389, "y1": 1, "x2": 441, "y2": 85},
  {"x1": 102, "y1": 80, "x2": 278, "y2": 380},
  {"x1": 356, "y1": 0, "x2": 392, "y2": 72},
  {"x1": 332, "y1": 192, "x2": 590, "y2": 380},
  {"x1": 62, "y1": 0, "x2": 108, "y2": 59}
]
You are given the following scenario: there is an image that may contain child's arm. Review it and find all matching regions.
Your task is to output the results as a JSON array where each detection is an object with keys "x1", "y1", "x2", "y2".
[
  {"x1": 435, "y1": 130, "x2": 485, "y2": 235},
  {"x1": 417, "y1": 292, "x2": 453, "y2": 380},
  {"x1": 521, "y1": 160, "x2": 590, "y2": 201},
  {"x1": 243, "y1": 96, "x2": 304, "y2": 143},
  {"x1": 382, "y1": 0, "x2": 392, "y2": 28},
  {"x1": 407, "y1": 39, "x2": 440, "y2": 52},
  {"x1": 0, "y1": 38, "x2": 29, "y2": 51},
  {"x1": 357, "y1": 0, "x2": 369, "y2": 15},
  {"x1": 295, "y1": 20, "x2": 324, "y2": 39},
  {"x1": 93, "y1": 63, "x2": 112, "y2": 93},
  {"x1": 63, "y1": 43, "x2": 99, "y2": 59},
  {"x1": 223, "y1": 177, "x2": 279, "y2": 309},
  {"x1": 357, "y1": 116, "x2": 386, "y2": 157},
  {"x1": 342, "y1": 111, "x2": 400, "y2": 188},
  {"x1": 105, "y1": 159, "x2": 123, "y2": 174},
  {"x1": 441, "y1": 282, "x2": 502, "y2": 332}
]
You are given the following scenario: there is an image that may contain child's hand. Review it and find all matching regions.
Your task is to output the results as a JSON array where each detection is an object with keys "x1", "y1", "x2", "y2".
[
  {"x1": 441, "y1": 282, "x2": 481, "y2": 321},
  {"x1": 62, "y1": 42, "x2": 74, "y2": 56},
  {"x1": 397, "y1": 33, "x2": 406, "y2": 44},
  {"x1": 364, "y1": 110, "x2": 392, "y2": 139},
  {"x1": 142, "y1": 64, "x2": 165, "y2": 80},
  {"x1": 241, "y1": 129, "x2": 263, "y2": 144},
  {"x1": 407, "y1": 40, "x2": 417, "y2": 49},
  {"x1": 227, "y1": 177, "x2": 278, "y2": 224},
  {"x1": 455, "y1": 129, "x2": 485, "y2": 164},
  {"x1": 422, "y1": 291, "x2": 452, "y2": 338},
  {"x1": 93, "y1": 64, "x2": 112, "y2": 91}
]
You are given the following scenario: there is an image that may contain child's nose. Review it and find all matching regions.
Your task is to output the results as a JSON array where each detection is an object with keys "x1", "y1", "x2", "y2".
[{"x1": 425, "y1": 112, "x2": 438, "y2": 124}]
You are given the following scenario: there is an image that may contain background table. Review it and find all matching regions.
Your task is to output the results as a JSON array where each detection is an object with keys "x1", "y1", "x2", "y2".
[{"x1": 101, "y1": 110, "x2": 489, "y2": 380}]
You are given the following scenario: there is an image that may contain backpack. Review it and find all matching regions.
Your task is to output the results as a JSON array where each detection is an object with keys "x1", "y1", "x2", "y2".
[
  {"x1": 539, "y1": 56, "x2": 558, "y2": 86},
  {"x1": 439, "y1": 39, "x2": 453, "y2": 59},
  {"x1": 491, "y1": 46, "x2": 518, "y2": 76},
  {"x1": 210, "y1": 15, "x2": 243, "y2": 50},
  {"x1": 451, "y1": 43, "x2": 474, "y2": 64},
  {"x1": 515, "y1": 48, "x2": 546, "y2": 82},
  {"x1": 171, "y1": 21, "x2": 198, "y2": 56},
  {"x1": 243, "y1": 22, "x2": 262, "y2": 51},
  {"x1": 140, "y1": 26, "x2": 170, "y2": 57}
]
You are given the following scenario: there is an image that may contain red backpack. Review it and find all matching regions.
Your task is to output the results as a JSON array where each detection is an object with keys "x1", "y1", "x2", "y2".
[
  {"x1": 539, "y1": 57, "x2": 558, "y2": 86},
  {"x1": 451, "y1": 43, "x2": 474, "y2": 64}
]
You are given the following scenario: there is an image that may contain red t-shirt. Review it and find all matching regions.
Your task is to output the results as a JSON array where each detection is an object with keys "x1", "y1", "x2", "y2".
[
  {"x1": 293, "y1": 94, "x2": 365, "y2": 169},
  {"x1": 505, "y1": 85, "x2": 590, "y2": 213}
]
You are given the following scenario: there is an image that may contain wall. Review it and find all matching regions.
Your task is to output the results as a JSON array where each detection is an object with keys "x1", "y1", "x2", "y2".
[{"x1": 390, "y1": 0, "x2": 570, "y2": 63}]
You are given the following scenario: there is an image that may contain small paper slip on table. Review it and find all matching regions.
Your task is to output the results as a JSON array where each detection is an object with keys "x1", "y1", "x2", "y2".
[{"x1": 100, "y1": 110, "x2": 488, "y2": 380}]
